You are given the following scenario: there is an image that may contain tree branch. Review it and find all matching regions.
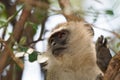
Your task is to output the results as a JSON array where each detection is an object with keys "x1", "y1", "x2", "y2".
[
  {"x1": 0, "y1": 6, "x2": 31, "y2": 74},
  {"x1": 19, "y1": 0, "x2": 49, "y2": 9},
  {"x1": 58, "y1": 0, "x2": 83, "y2": 21},
  {"x1": 103, "y1": 51, "x2": 120, "y2": 80},
  {"x1": 27, "y1": 17, "x2": 48, "y2": 45},
  {"x1": 0, "y1": 38, "x2": 23, "y2": 69}
]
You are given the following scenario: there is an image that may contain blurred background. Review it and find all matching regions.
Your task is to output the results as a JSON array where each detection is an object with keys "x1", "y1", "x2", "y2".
[{"x1": 0, "y1": 0, "x2": 120, "y2": 80}]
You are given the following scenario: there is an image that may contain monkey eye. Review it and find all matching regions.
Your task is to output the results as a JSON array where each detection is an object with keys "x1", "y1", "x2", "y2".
[
  {"x1": 57, "y1": 32, "x2": 66, "y2": 39},
  {"x1": 49, "y1": 30, "x2": 69, "y2": 45},
  {"x1": 49, "y1": 32, "x2": 66, "y2": 44}
]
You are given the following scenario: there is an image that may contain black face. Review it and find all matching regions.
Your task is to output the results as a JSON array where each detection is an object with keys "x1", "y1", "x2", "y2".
[{"x1": 49, "y1": 30, "x2": 69, "y2": 56}]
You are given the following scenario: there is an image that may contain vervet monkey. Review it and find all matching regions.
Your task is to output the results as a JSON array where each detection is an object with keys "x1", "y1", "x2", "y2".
[{"x1": 44, "y1": 21, "x2": 102, "y2": 80}]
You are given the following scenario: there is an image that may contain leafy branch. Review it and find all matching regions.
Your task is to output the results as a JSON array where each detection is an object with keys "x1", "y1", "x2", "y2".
[{"x1": 0, "y1": 6, "x2": 24, "y2": 28}]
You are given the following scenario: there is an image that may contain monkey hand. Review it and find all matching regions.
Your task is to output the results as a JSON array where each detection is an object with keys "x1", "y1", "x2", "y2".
[{"x1": 95, "y1": 35, "x2": 112, "y2": 73}]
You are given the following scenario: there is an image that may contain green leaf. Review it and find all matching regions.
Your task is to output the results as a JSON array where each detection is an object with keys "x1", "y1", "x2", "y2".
[
  {"x1": 26, "y1": 21, "x2": 38, "y2": 34},
  {"x1": 19, "y1": 46, "x2": 28, "y2": 52},
  {"x1": 0, "y1": 20, "x2": 7, "y2": 27},
  {"x1": 105, "y1": 10, "x2": 114, "y2": 15},
  {"x1": 32, "y1": 23, "x2": 38, "y2": 33},
  {"x1": 19, "y1": 36, "x2": 27, "y2": 45},
  {"x1": 0, "y1": 2, "x2": 5, "y2": 12},
  {"x1": 0, "y1": 3, "x2": 7, "y2": 28},
  {"x1": 116, "y1": 42, "x2": 120, "y2": 48},
  {"x1": 29, "y1": 51, "x2": 38, "y2": 62},
  {"x1": 15, "y1": 64, "x2": 22, "y2": 71}
]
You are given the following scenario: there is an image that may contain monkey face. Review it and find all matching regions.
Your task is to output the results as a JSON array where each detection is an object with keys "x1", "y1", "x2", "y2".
[
  {"x1": 47, "y1": 21, "x2": 94, "y2": 59},
  {"x1": 48, "y1": 30, "x2": 69, "y2": 57}
]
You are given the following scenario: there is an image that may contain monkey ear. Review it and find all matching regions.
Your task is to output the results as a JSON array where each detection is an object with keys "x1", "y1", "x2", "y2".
[{"x1": 84, "y1": 23, "x2": 94, "y2": 36}]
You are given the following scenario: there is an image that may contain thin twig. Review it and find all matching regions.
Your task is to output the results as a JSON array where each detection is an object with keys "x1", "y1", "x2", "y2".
[
  {"x1": 0, "y1": 6, "x2": 23, "y2": 28},
  {"x1": 58, "y1": 0, "x2": 83, "y2": 21},
  {"x1": 92, "y1": 24, "x2": 120, "y2": 39},
  {"x1": 27, "y1": 17, "x2": 48, "y2": 45}
]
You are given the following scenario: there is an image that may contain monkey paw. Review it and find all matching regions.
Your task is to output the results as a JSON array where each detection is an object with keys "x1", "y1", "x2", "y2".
[{"x1": 96, "y1": 35, "x2": 112, "y2": 73}]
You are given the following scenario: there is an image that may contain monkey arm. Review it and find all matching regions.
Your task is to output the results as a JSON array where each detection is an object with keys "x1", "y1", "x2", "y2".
[{"x1": 95, "y1": 35, "x2": 112, "y2": 73}]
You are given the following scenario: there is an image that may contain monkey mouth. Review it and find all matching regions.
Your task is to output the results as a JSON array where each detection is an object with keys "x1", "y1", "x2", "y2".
[{"x1": 52, "y1": 47, "x2": 67, "y2": 56}]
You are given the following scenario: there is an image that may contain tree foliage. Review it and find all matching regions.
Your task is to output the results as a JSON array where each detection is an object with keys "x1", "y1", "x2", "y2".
[{"x1": 0, "y1": 0, "x2": 119, "y2": 80}]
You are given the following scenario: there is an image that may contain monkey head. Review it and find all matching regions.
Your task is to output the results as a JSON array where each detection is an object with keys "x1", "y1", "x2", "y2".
[{"x1": 47, "y1": 21, "x2": 94, "y2": 57}]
